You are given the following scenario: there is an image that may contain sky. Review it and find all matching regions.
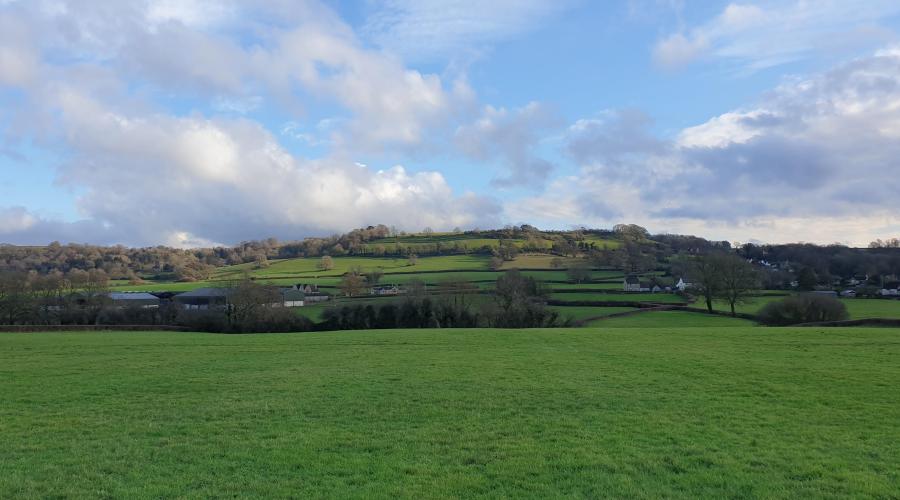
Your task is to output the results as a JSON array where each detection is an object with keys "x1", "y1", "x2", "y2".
[{"x1": 2, "y1": 0, "x2": 900, "y2": 247}]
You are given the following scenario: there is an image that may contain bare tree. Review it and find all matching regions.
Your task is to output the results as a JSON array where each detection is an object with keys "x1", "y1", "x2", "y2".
[
  {"x1": 318, "y1": 255, "x2": 334, "y2": 271},
  {"x1": 687, "y1": 254, "x2": 723, "y2": 313},
  {"x1": 339, "y1": 271, "x2": 366, "y2": 297},
  {"x1": 566, "y1": 263, "x2": 592, "y2": 284},
  {"x1": 716, "y1": 255, "x2": 759, "y2": 316}
]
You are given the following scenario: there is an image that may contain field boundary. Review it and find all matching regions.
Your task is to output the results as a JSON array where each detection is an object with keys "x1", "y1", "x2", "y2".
[
  {"x1": 796, "y1": 318, "x2": 900, "y2": 327},
  {"x1": 0, "y1": 325, "x2": 193, "y2": 333}
]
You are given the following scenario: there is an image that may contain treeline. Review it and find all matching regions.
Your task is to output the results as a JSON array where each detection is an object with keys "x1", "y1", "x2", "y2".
[
  {"x1": 322, "y1": 270, "x2": 562, "y2": 330},
  {"x1": 0, "y1": 269, "x2": 312, "y2": 332},
  {"x1": 0, "y1": 269, "x2": 559, "y2": 332}
]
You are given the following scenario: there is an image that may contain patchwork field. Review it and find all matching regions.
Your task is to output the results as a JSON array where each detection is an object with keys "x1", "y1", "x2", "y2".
[{"x1": 2, "y1": 328, "x2": 899, "y2": 497}]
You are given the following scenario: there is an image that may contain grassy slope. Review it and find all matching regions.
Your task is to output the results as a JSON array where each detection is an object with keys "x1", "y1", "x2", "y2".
[
  {"x1": 2, "y1": 328, "x2": 899, "y2": 498},
  {"x1": 588, "y1": 310, "x2": 756, "y2": 328}
]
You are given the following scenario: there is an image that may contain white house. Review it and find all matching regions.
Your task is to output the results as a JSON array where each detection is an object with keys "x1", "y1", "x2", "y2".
[
  {"x1": 675, "y1": 277, "x2": 693, "y2": 292},
  {"x1": 881, "y1": 282, "x2": 900, "y2": 296}
]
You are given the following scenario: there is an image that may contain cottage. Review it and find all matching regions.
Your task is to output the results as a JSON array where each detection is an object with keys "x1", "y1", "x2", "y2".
[
  {"x1": 881, "y1": 282, "x2": 900, "y2": 296},
  {"x1": 623, "y1": 275, "x2": 641, "y2": 292},
  {"x1": 651, "y1": 285, "x2": 663, "y2": 293},
  {"x1": 292, "y1": 284, "x2": 330, "y2": 302},
  {"x1": 372, "y1": 284, "x2": 404, "y2": 296},
  {"x1": 108, "y1": 292, "x2": 160, "y2": 309},
  {"x1": 279, "y1": 289, "x2": 305, "y2": 307},
  {"x1": 839, "y1": 289, "x2": 857, "y2": 298}
]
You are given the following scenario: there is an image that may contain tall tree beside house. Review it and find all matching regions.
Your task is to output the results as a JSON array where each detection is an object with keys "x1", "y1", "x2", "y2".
[
  {"x1": 365, "y1": 268, "x2": 384, "y2": 286},
  {"x1": 715, "y1": 254, "x2": 759, "y2": 316},
  {"x1": 566, "y1": 264, "x2": 592, "y2": 284},
  {"x1": 796, "y1": 267, "x2": 818, "y2": 291},
  {"x1": 339, "y1": 271, "x2": 366, "y2": 297}
]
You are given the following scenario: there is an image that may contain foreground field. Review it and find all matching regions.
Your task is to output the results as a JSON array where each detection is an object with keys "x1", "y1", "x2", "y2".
[{"x1": 3, "y1": 329, "x2": 899, "y2": 497}]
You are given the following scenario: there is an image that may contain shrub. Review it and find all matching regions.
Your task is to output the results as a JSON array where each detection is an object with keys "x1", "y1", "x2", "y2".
[{"x1": 757, "y1": 294, "x2": 849, "y2": 326}]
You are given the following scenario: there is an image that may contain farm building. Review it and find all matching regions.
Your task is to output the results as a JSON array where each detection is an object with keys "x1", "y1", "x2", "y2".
[
  {"x1": 881, "y1": 282, "x2": 900, "y2": 296},
  {"x1": 291, "y1": 284, "x2": 330, "y2": 302},
  {"x1": 108, "y1": 292, "x2": 160, "y2": 309},
  {"x1": 174, "y1": 288, "x2": 232, "y2": 310},
  {"x1": 280, "y1": 289, "x2": 305, "y2": 307},
  {"x1": 623, "y1": 276, "x2": 641, "y2": 292}
]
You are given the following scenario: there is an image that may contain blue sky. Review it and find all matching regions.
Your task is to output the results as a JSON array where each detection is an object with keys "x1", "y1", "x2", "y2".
[{"x1": 2, "y1": 0, "x2": 900, "y2": 246}]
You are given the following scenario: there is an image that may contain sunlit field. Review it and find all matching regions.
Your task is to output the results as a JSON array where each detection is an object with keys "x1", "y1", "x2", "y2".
[{"x1": 3, "y1": 328, "x2": 899, "y2": 497}]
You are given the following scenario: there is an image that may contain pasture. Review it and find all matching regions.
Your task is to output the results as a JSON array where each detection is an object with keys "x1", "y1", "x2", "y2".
[{"x1": 2, "y1": 328, "x2": 899, "y2": 497}]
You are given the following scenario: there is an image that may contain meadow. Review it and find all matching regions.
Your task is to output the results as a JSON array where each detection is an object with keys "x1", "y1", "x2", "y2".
[{"x1": 2, "y1": 328, "x2": 899, "y2": 497}]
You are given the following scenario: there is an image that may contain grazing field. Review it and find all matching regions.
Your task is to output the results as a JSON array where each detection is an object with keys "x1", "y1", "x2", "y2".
[
  {"x1": 2, "y1": 328, "x2": 899, "y2": 497},
  {"x1": 550, "y1": 292, "x2": 688, "y2": 303},
  {"x1": 713, "y1": 296, "x2": 900, "y2": 320},
  {"x1": 842, "y1": 298, "x2": 900, "y2": 319},
  {"x1": 586, "y1": 310, "x2": 756, "y2": 328},
  {"x1": 548, "y1": 305, "x2": 637, "y2": 322},
  {"x1": 217, "y1": 255, "x2": 493, "y2": 279}
]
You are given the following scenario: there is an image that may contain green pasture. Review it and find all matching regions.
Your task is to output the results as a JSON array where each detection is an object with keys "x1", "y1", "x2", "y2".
[
  {"x1": 550, "y1": 292, "x2": 688, "y2": 304},
  {"x1": 2, "y1": 328, "x2": 899, "y2": 497},
  {"x1": 588, "y1": 310, "x2": 756, "y2": 328},
  {"x1": 548, "y1": 305, "x2": 637, "y2": 322}
]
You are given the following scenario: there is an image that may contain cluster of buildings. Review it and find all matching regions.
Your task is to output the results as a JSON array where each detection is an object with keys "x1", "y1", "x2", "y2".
[
  {"x1": 623, "y1": 276, "x2": 692, "y2": 293},
  {"x1": 104, "y1": 283, "x2": 332, "y2": 311}
]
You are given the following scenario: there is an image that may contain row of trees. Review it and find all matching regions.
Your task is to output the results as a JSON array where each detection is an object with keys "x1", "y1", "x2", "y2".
[
  {"x1": 322, "y1": 270, "x2": 560, "y2": 330},
  {"x1": 676, "y1": 253, "x2": 760, "y2": 316}
]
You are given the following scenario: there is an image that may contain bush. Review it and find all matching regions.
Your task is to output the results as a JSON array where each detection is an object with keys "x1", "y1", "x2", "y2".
[{"x1": 757, "y1": 294, "x2": 849, "y2": 325}]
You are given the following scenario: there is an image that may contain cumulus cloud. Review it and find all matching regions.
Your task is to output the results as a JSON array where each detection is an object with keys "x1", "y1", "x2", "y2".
[
  {"x1": 44, "y1": 89, "x2": 500, "y2": 245},
  {"x1": 653, "y1": 1, "x2": 900, "y2": 71},
  {"x1": 528, "y1": 48, "x2": 900, "y2": 245},
  {"x1": 0, "y1": 0, "x2": 502, "y2": 245},
  {"x1": 455, "y1": 102, "x2": 562, "y2": 188}
]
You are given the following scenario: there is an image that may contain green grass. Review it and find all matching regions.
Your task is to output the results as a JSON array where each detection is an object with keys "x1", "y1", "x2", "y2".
[
  {"x1": 2, "y1": 328, "x2": 899, "y2": 497},
  {"x1": 587, "y1": 310, "x2": 756, "y2": 328},
  {"x1": 550, "y1": 282, "x2": 628, "y2": 290},
  {"x1": 712, "y1": 295, "x2": 900, "y2": 320},
  {"x1": 551, "y1": 292, "x2": 688, "y2": 303},
  {"x1": 217, "y1": 255, "x2": 493, "y2": 279},
  {"x1": 842, "y1": 298, "x2": 900, "y2": 319},
  {"x1": 548, "y1": 306, "x2": 637, "y2": 322}
]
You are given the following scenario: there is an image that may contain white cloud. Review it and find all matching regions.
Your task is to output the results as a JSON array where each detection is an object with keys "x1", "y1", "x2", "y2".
[
  {"x1": 653, "y1": 1, "x2": 900, "y2": 72},
  {"x1": 528, "y1": 48, "x2": 900, "y2": 245},
  {"x1": 43, "y1": 88, "x2": 500, "y2": 245},
  {"x1": 362, "y1": 0, "x2": 571, "y2": 62},
  {"x1": 455, "y1": 102, "x2": 562, "y2": 188}
]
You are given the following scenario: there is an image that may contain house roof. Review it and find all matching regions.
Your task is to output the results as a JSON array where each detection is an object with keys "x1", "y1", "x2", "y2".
[
  {"x1": 109, "y1": 292, "x2": 159, "y2": 301},
  {"x1": 281, "y1": 289, "x2": 305, "y2": 301},
  {"x1": 175, "y1": 287, "x2": 233, "y2": 298}
]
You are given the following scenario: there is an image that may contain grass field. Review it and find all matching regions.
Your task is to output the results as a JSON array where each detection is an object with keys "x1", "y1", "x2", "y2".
[
  {"x1": 587, "y1": 310, "x2": 757, "y2": 328},
  {"x1": 548, "y1": 305, "x2": 637, "y2": 322},
  {"x1": 2, "y1": 328, "x2": 899, "y2": 497},
  {"x1": 712, "y1": 296, "x2": 900, "y2": 320},
  {"x1": 551, "y1": 292, "x2": 688, "y2": 303}
]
